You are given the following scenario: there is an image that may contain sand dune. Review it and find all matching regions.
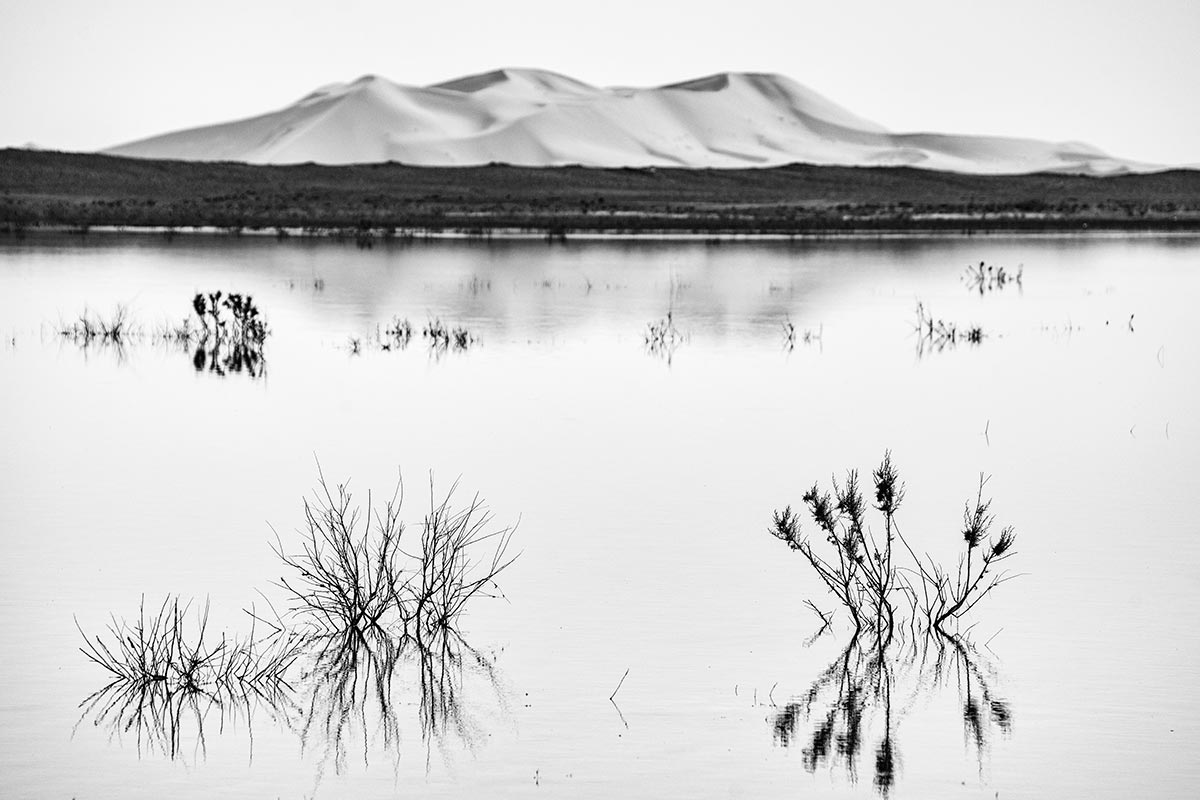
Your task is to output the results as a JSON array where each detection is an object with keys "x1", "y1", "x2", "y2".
[{"x1": 104, "y1": 68, "x2": 1151, "y2": 174}]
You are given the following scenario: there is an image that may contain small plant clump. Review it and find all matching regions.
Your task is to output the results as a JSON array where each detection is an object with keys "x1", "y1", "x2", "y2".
[
  {"x1": 423, "y1": 317, "x2": 476, "y2": 353},
  {"x1": 271, "y1": 466, "x2": 517, "y2": 650},
  {"x1": 644, "y1": 310, "x2": 685, "y2": 359},
  {"x1": 58, "y1": 305, "x2": 135, "y2": 345},
  {"x1": 965, "y1": 260, "x2": 1023, "y2": 294},
  {"x1": 907, "y1": 478, "x2": 1018, "y2": 633},
  {"x1": 76, "y1": 595, "x2": 301, "y2": 694},
  {"x1": 914, "y1": 302, "x2": 984, "y2": 355},
  {"x1": 782, "y1": 316, "x2": 822, "y2": 352},
  {"x1": 344, "y1": 317, "x2": 418, "y2": 355},
  {"x1": 76, "y1": 464, "x2": 518, "y2": 762},
  {"x1": 172, "y1": 290, "x2": 270, "y2": 377},
  {"x1": 55, "y1": 294, "x2": 272, "y2": 378},
  {"x1": 381, "y1": 316, "x2": 413, "y2": 350},
  {"x1": 769, "y1": 452, "x2": 1019, "y2": 644},
  {"x1": 190, "y1": 291, "x2": 268, "y2": 346}
]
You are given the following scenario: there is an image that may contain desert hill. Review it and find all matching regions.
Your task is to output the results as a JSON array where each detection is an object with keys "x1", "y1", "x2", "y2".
[{"x1": 105, "y1": 69, "x2": 1147, "y2": 175}]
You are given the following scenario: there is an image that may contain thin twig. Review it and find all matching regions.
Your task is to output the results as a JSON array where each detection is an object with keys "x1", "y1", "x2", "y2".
[{"x1": 609, "y1": 667, "x2": 630, "y2": 701}]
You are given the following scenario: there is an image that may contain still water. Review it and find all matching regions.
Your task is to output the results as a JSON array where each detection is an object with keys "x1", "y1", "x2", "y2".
[{"x1": 1, "y1": 233, "x2": 1198, "y2": 799}]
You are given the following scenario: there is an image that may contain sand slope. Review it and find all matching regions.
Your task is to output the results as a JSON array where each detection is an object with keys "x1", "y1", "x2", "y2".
[{"x1": 104, "y1": 68, "x2": 1149, "y2": 174}]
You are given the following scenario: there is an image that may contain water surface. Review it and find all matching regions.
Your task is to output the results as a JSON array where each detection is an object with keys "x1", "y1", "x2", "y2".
[{"x1": 1, "y1": 233, "x2": 1198, "y2": 798}]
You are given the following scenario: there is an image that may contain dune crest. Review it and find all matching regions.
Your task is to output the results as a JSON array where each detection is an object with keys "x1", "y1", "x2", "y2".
[{"x1": 104, "y1": 68, "x2": 1152, "y2": 174}]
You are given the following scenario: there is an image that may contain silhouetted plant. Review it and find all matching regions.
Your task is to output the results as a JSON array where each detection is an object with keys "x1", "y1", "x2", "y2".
[
  {"x1": 381, "y1": 316, "x2": 412, "y2": 350},
  {"x1": 271, "y1": 465, "x2": 517, "y2": 644},
  {"x1": 770, "y1": 453, "x2": 907, "y2": 643},
  {"x1": 769, "y1": 453, "x2": 1018, "y2": 641},
  {"x1": 964, "y1": 260, "x2": 1023, "y2": 295},
  {"x1": 422, "y1": 317, "x2": 476, "y2": 353},
  {"x1": 78, "y1": 462, "x2": 518, "y2": 767},
  {"x1": 406, "y1": 478, "x2": 519, "y2": 646},
  {"x1": 76, "y1": 595, "x2": 301, "y2": 691},
  {"x1": 190, "y1": 290, "x2": 268, "y2": 345},
  {"x1": 58, "y1": 305, "x2": 134, "y2": 345},
  {"x1": 644, "y1": 310, "x2": 685, "y2": 360},
  {"x1": 899, "y1": 476, "x2": 1020, "y2": 633},
  {"x1": 75, "y1": 595, "x2": 302, "y2": 759},
  {"x1": 913, "y1": 302, "x2": 984, "y2": 356},
  {"x1": 179, "y1": 290, "x2": 270, "y2": 377},
  {"x1": 271, "y1": 467, "x2": 407, "y2": 637},
  {"x1": 75, "y1": 602, "x2": 503, "y2": 766},
  {"x1": 781, "y1": 317, "x2": 822, "y2": 352}
]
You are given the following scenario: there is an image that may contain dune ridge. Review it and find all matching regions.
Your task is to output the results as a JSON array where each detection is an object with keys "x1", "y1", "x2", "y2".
[{"x1": 104, "y1": 68, "x2": 1150, "y2": 175}]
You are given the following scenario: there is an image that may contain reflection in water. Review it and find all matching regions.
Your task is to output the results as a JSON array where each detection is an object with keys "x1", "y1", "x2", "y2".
[
  {"x1": 183, "y1": 291, "x2": 269, "y2": 378},
  {"x1": 913, "y1": 301, "x2": 984, "y2": 357},
  {"x1": 773, "y1": 632, "x2": 1011, "y2": 796},
  {"x1": 781, "y1": 317, "x2": 822, "y2": 353},
  {"x1": 56, "y1": 306, "x2": 134, "y2": 364},
  {"x1": 348, "y1": 316, "x2": 481, "y2": 359},
  {"x1": 963, "y1": 261, "x2": 1023, "y2": 295},
  {"x1": 644, "y1": 310, "x2": 685, "y2": 362},
  {"x1": 53, "y1": 292, "x2": 270, "y2": 378},
  {"x1": 379, "y1": 316, "x2": 413, "y2": 351},
  {"x1": 76, "y1": 671, "x2": 293, "y2": 762},
  {"x1": 188, "y1": 339, "x2": 266, "y2": 378},
  {"x1": 73, "y1": 596, "x2": 302, "y2": 762},
  {"x1": 292, "y1": 627, "x2": 504, "y2": 777},
  {"x1": 77, "y1": 620, "x2": 505, "y2": 774},
  {"x1": 77, "y1": 467, "x2": 515, "y2": 776},
  {"x1": 422, "y1": 317, "x2": 477, "y2": 354}
]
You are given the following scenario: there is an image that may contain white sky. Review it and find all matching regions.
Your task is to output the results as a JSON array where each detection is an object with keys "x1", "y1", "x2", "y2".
[{"x1": 2, "y1": 0, "x2": 1198, "y2": 166}]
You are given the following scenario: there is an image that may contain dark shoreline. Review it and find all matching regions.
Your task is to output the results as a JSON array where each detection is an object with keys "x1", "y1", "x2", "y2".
[{"x1": 4, "y1": 148, "x2": 1200, "y2": 237}]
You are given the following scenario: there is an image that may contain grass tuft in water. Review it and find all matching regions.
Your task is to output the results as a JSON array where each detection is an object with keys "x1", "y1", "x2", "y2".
[
  {"x1": 913, "y1": 302, "x2": 984, "y2": 355},
  {"x1": 75, "y1": 595, "x2": 302, "y2": 692},
  {"x1": 964, "y1": 260, "x2": 1023, "y2": 294},
  {"x1": 381, "y1": 316, "x2": 413, "y2": 350},
  {"x1": 423, "y1": 317, "x2": 477, "y2": 352},
  {"x1": 644, "y1": 310, "x2": 686, "y2": 360},
  {"x1": 58, "y1": 305, "x2": 135, "y2": 345}
]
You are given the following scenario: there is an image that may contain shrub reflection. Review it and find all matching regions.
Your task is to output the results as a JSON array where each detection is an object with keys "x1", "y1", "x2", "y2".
[{"x1": 773, "y1": 633, "x2": 1011, "y2": 796}]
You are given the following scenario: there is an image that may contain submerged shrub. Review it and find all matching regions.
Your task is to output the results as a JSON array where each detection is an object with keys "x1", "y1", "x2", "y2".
[
  {"x1": 177, "y1": 290, "x2": 270, "y2": 377},
  {"x1": 769, "y1": 452, "x2": 1019, "y2": 642},
  {"x1": 190, "y1": 290, "x2": 268, "y2": 345},
  {"x1": 58, "y1": 305, "x2": 135, "y2": 345},
  {"x1": 77, "y1": 463, "x2": 519, "y2": 763},
  {"x1": 382, "y1": 316, "x2": 412, "y2": 350},
  {"x1": 422, "y1": 317, "x2": 476, "y2": 352},
  {"x1": 76, "y1": 595, "x2": 301, "y2": 692},
  {"x1": 964, "y1": 260, "x2": 1023, "y2": 294},
  {"x1": 644, "y1": 310, "x2": 685, "y2": 360},
  {"x1": 271, "y1": 465, "x2": 517, "y2": 646},
  {"x1": 913, "y1": 302, "x2": 984, "y2": 355}
]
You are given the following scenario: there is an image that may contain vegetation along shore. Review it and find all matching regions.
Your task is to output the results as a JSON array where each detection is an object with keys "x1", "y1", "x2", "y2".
[{"x1": 3, "y1": 148, "x2": 1200, "y2": 237}]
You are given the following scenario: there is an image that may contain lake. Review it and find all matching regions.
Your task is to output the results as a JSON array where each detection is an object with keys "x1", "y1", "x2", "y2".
[{"x1": 1, "y1": 232, "x2": 1198, "y2": 799}]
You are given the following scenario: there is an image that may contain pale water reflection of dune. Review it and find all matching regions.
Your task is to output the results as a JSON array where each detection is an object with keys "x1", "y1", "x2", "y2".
[{"x1": 105, "y1": 68, "x2": 1152, "y2": 175}]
